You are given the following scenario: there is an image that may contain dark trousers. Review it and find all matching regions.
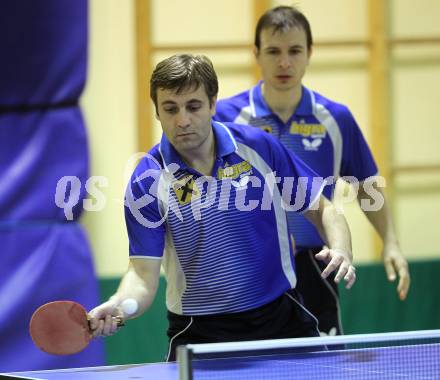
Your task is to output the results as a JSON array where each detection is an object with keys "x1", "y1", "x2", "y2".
[
  {"x1": 166, "y1": 288, "x2": 319, "y2": 361},
  {"x1": 295, "y1": 247, "x2": 342, "y2": 336}
]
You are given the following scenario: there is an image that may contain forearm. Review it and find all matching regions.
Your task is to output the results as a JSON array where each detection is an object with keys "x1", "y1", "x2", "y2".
[
  {"x1": 357, "y1": 185, "x2": 399, "y2": 248},
  {"x1": 306, "y1": 196, "x2": 352, "y2": 257},
  {"x1": 320, "y1": 199, "x2": 353, "y2": 258},
  {"x1": 111, "y1": 258, "x2": 161, "y2": 319},
  {"x1": 357, "y1": 180, "x2": 409, "y2": 299},
  {"x1": 89, "y1": 258, "x2": 161, "y2": 337}
]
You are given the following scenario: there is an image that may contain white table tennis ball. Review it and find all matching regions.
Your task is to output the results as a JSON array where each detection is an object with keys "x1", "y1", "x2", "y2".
[{"x1": 121, "y1": 298, "x2": 138, "y2": 315}]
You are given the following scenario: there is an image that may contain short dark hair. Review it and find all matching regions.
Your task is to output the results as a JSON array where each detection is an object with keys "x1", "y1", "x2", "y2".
[
  {"x1": 254, "y1": 6, "x2": 313, "y2": 50},
  {"x1": 150, "y1": 54, "x2": 219, "y2": 110}
]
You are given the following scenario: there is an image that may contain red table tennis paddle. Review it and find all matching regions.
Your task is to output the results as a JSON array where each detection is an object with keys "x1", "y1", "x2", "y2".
[{"x1": 30, "y1": 300, "x2": 123, "y2": 355}]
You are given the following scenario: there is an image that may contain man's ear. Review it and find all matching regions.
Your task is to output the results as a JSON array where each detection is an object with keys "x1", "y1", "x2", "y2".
[
  {"x1": 253, "y1": 45, "x2": 260, "y2": 59},
  {"x1": 210, "y1": 96, "x2": 218, "y2": 116}
]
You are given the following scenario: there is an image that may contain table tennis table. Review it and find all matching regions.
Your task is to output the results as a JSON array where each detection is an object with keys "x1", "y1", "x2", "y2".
[{"x1": 2, "y1": 330, "x2": 439, "y2": 379}]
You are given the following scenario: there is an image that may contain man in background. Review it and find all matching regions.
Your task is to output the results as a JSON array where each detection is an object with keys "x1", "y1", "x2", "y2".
[{"x1": 214, "y1": 5, "x2": 410, "y2": 336}]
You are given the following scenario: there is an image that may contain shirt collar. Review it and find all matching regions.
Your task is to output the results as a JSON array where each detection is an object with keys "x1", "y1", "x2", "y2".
[
  {"x1": 212, "y1": 121, "x2": 237, "y2": 158},
  {"x1": 159, "y1": 121, "x2": 237, "y2": 169},
  {"x1": 252, "y1": 81, "x2": 314, "y2": 118},
  {"x1": 295, "y1": 86, "x2": 314, "y2": 116}
]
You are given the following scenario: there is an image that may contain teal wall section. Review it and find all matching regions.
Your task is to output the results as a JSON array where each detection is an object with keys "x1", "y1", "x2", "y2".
[
  {"x1": 100, "y1": 259, "x2": 440, "y2": 365},
  {"x1": 340, "y1": 259, "x2": 440, "y2": 334}
]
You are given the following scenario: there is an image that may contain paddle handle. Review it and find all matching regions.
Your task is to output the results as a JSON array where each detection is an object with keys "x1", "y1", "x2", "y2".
[{"x1": 87, "y1": 316, "x2": 125, "y2": 330}]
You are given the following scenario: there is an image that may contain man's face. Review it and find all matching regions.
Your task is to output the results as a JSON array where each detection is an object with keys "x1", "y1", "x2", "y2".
[
  {"x1": 255, "y1": 26, "x2": 311, "y2": 92},
  {"x1": 156, "y1": 85, "x2": 216, "y2": 153}
]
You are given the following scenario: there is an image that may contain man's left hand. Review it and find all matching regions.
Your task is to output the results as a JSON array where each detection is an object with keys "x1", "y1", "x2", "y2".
[
  {"x1": 315, "y1": 247, "x2": 356, "y2": 289},
  {"x1": 383, "y1": 245, "x2": 410, "y2": 300}
]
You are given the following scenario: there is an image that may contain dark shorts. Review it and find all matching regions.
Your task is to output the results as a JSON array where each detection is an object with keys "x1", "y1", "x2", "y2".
[
  {"x1": 166, "y1": 288, "x2": 319, "y2": 361},
  {"x1": 295, "y1": 247, "x2": 343, "y2": 336}
]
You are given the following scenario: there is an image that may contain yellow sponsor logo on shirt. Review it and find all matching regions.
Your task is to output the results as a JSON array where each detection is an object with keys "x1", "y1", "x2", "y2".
[
  {"x1": 290, "y1": 122, "x2": 326, "y2": 137},
  {"x1": 173, "y1": 175, "x2": 201, "y2": 205},
  {"x1": 260, "y1": 125, "x2": 273, "y2": 134},
  {"x1": 218, "y1": 161, "x2": 252, "y2": 180}
]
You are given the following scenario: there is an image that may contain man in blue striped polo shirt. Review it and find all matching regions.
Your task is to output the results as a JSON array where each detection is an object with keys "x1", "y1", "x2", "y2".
[
  {"x1": 214, "y1": 6, "x2": 410, "y2": 337},
  {"x1": 90, "y1": 54, "x2": 356, "y2": 361}
]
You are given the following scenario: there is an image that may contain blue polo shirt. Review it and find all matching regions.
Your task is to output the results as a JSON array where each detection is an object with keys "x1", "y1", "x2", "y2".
[
  {"x1": 214, "y1": 82, "x2": 378, "y2": 249},
  {"x1": 125, "y1": 121, "x2": 324, "y2": 316}
]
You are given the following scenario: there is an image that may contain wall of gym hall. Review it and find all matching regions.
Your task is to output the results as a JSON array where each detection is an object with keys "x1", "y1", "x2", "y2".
[{"x1": 82, "y1": 0, "x2": 440, "y2": 277}]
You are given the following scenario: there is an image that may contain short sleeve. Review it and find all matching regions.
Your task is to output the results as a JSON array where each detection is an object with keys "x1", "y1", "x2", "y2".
[
  {"x1": 124, "y1": 160, "x2": 166, "y2": 258},
  {"x1": 339, "y1": 108, "x2": 378, "y2": 180}
]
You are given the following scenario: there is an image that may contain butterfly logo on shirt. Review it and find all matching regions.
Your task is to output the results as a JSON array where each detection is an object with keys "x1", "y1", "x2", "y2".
[
  {"x1": 302, "y1": 138, "x2": 322, "y2": 151},
  {"x1": 172, "y1": 175, "x2": 201, "y2": 205}
]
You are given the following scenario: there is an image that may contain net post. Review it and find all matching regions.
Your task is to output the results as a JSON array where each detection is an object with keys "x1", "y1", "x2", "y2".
[{"x1": 177, "y1": 345, "x2": 193, "y2": 380}]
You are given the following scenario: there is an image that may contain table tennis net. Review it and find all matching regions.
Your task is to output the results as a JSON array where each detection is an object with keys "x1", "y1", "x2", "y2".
[{"x1": 177, "y1": 330, "x2": 440, "y2": 380}]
